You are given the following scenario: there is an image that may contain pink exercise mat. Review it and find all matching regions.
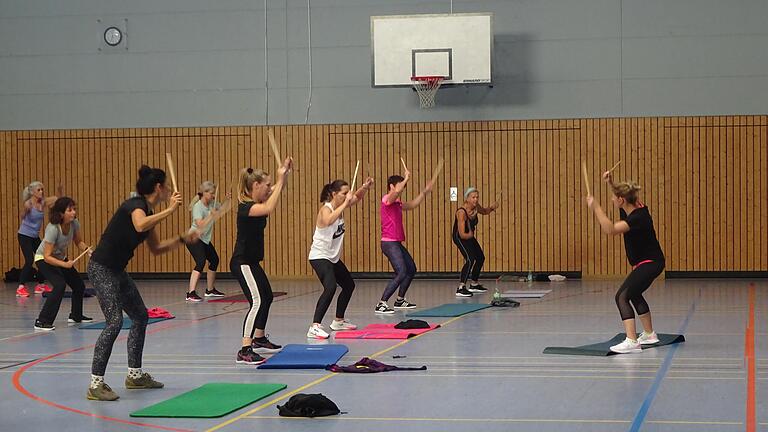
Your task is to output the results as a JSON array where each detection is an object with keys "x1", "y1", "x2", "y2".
[{"x1": 334, "y1": 323, "x2": 440, "y2": 339}]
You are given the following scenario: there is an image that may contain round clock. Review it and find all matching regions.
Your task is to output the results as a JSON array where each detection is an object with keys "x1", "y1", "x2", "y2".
[{"x1": 104, "y1": 27, "x2": 123, "y2": 46}]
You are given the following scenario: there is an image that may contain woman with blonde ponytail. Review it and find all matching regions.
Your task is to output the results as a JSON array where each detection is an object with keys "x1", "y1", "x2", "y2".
[
  {"x1": 184, "y1": 181, "x2": 228, "y2": 302},
  {"x1": 586, "y1": 170, "x2": 665, "y2": 354},
  {"x1": 230, "y1": 158, "x2": 293, "y2": 365},
  {"x1": 16, "y1": 181, "x2": 62, "y2": 297}
]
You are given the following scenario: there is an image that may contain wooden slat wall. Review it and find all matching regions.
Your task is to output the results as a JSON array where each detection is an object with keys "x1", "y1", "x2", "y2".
[{"x1": 1, "y1": 116, "x2": 766, "y2": 278}]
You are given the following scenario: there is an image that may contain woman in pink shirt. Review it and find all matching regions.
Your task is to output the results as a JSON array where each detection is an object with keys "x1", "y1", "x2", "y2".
[{"x1": 375, "y1": 167, "x2": 433, "y2": 314}]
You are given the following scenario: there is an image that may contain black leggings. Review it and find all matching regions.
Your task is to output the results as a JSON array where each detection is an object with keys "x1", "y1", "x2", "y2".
[
  {"x1": 380, "y1": 241, "x2": 417, "y2": 302},
  {"x1": 18, "y1": 234, "x2": 42, "y2": 285},
  {"x1": 231, "y1": 260, "x2": 273, "y2": 338},
  {"x1": 615, "y1": 260, "x2": 665, "y2": 321},
  {"x1": 36, "y1": 260, "x2": 85, "y2": 324},
  {"x1": 452, "y1": 234, "x2": 485, "y2": 284},
  {"x1": 88, "y1": 260, "x2": 148, "y2": 376},
  {"x1": 310, "y1": 259, "x2": 355, "y2": 323},
  {"x1": 186, "y1": 241, "x2": 219, "y2": 273}
]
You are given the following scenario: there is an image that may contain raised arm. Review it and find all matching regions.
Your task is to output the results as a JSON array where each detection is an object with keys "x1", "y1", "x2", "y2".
[
  {"x1": 353, "y1": 177, "x2": 374, "y2": 200},
  {"x1": 384, "y1": 170, "x2": 410, "y2": 205},
  {"x1": 131, "y1": 191, "x2": 182, "y2": 233},
  {"x1": 248, "y1": 157, "x2": 294, "y2": 217},
  {"x1": 402, "y1": 179, "x2": 434, "y2": 211},
  {"x1": 587, "y1": 196, "x2": 629, "y2": 236}
]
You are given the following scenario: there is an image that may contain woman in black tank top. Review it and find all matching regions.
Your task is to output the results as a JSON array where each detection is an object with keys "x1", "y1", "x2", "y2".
[
  {"x1": 587, "y1": 170, "x2": 665, "y2": 355},
  {"x1": 452, "y1": 187, "x2": 499, "y2": 297}
]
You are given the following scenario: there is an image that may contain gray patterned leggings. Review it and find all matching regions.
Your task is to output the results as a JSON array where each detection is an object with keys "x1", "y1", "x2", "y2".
[{"x1": 88, "y1": 260, "x2": 148, "y2": 376}]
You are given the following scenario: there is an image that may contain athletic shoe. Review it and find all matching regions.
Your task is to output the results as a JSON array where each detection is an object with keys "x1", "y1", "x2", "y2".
[
  {"x1": 307, "y1": 324, "x2": 330, "y2": 339},
  {"x1": 467, "y1": 284, "x2": 488, "y2": 293},
  {"x1": 86, "y1": 383, "x2": 119, "y2": 401},
  {"x1": 185, "y1": 291, "x2": 203, "y2": 302},
  {"x1": 455, "y1": 287, "x2": 473, "y2": 297},
  {"x1": 374, "y1": 302, "x2": 395, "y2": 314},
  {"x1": 329, "y1": 319, "x2": 357, "y2": 331},
  {"x1": 68, "y1": 314, "x2": 94, "y2": 323},
  {"x1": 43, "y1": 284, "x2": 53, "y2": 293},
  {"x1": 205, "y1": 288, "x2": 225, "y2": 297},
  {"x1": 609, "y1": 337, "x2": 642, "y2": 354},
  {"x1": 637, "y1": 331, "x2": 660, "y2": 345},
  {"x1": 252, "y1": 337, "x2": 283, "y2": 354},
  {"x1": 125, "y1": 372, "x2": 164, "y2": 389},
  {"x1": 236, "y1": 347, "x2": 266, "y2": 365},
  {"x1": 16, "y1": 286, "x2": 30, "y2": 297},
  {"x1": 34, "y1": 284, "x2": 46, "y2": 295},
  {"x1": 33, "y1": 320, "x2": 55, "y2": 331},
  {"x1": 393, "y1": 298, "x2": 417, "y2": 309}
]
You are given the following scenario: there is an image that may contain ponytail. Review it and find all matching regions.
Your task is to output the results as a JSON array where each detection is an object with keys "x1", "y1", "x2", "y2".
[
  {"x1": 136, "y1": 165, "x2": 167, "y2": 196},
  {"x1": 21, "y1": 181, "x2": 43, "y2": 203},
  {"x1": 319, "y1": 179, "x2": 348, "y2": 202},
  {"x1": 237, "y1": 168, "x2": 268, "y2": 204}
]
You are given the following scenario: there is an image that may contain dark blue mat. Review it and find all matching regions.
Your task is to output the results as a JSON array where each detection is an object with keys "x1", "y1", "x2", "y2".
[
  {"x1": 258, "y1": 344, "x2": 348, "y2": 369},
  {"x1": 80, "y1": 317, "x2": 173, "y2": 330},
  {"x1": 407, "y1": 303, "x2": 492, "y2": 317},
  {"x1": 543, "y1": 333, "x2": 685, "y2": 356}
]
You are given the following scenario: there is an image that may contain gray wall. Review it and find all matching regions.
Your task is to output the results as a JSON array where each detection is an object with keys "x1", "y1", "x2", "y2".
[{"x1": 1, "y1": 0, "x2": 767, "y2": 130}]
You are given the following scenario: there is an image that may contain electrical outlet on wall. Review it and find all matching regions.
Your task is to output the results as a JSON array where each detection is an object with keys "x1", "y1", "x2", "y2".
[{"x1": 450, "y1": 187, "x2": 458, "y2": 202}]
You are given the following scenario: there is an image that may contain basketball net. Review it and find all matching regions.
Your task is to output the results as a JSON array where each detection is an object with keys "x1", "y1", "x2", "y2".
[{"x1": 411, "y1": 76, "x2": 444, "y2": 108}]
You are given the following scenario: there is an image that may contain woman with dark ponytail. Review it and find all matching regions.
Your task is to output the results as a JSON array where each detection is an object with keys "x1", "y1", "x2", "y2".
[
  {"x1": 86, "y1": 165, "x2": 199, "y2": 401},
  {"x1": 307, "y1": 176, "x2": 374, "y2": 339},
  {"x1": 184, "y1": 181, "x2": 228, "y2": 302},
  {"x1": 587, "y1": 170, "x2": 665, "y2": 355}
]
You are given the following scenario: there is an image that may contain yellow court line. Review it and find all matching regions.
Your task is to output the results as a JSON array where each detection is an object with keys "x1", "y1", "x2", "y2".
[{"x1": 204, "y1": 315, "x2": 466, "y2": 432}]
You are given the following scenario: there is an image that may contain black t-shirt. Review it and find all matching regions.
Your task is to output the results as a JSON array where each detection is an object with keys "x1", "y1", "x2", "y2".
[
  {"x1": 620, "y1": 206, "x2": 665, "y2": 266},
  {"x1": 452, "y1": 208, "x2": 479, "y2": 238},
  {"x1": 91, "y1": 196, "x2": 153, "y2": 271},
  {"x1": 231, "y1": 202, "x2": 268, "y2": 264}
]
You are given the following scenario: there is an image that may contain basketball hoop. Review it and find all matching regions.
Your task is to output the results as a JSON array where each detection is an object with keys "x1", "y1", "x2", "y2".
[{"x1": 411, "y1": 76, "x2": 444, "y2": 108}]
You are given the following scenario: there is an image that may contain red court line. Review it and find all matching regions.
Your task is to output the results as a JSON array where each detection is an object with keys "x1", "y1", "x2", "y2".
[{"x1": 745, "y1": 283, "x2": 756, "y2": 432}]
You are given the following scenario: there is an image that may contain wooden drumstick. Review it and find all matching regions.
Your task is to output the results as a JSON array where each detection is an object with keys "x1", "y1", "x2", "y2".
[
  {"x1": 429, "y1": 158, "x2": 444, "y2": 184},
  {"x1": 608, "y1": 160, "x2": 621, "y2": 173},
  {"x1": 166, "y1": 153, "x2": 179, "y2": 193},
  {"x1": 267, "y1": 128, "x2": 282, "y2": 167},
  {"x1": 70, "y1": 247, "x2": 91, "y2": 265},
  {"x1": 400, "y1": 157, "x2": 408, "y2": 171},
  {"x1": 582, "y1": 161, "x2": 592, "y2": 196},
  {"x1": 350, "y1": 160, "x2": 360, "y2": 191}
]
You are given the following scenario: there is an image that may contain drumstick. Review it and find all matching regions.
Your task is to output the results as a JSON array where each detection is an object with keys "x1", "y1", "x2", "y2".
[
  {"x1": 582, "y1": 161, "x2": 592, "y2": 196},
  {"x1": 267, "y1": 128, "x2": 282, "y2": 167},
  {"x1": 208, "y1": 199, "x2": 232, "y2": 224},
  {"x1": 165, "y1": 153, "x2": 178, "y2": 193},
  {"x1": 350, "y1": 160, "x2": 360, "y2": 191},
  {"x1": 400, "y1": 157, "x2": 408, "y2": 171},
  {"x1": 608, "y1": 160, "x2": 621, "y2": 173},
  {"x1": 429, "y1": 158, "x2": 444, "y2": 184},
  {"x1": 70, "y1": 247, "x2": 91, "y2": 265}
]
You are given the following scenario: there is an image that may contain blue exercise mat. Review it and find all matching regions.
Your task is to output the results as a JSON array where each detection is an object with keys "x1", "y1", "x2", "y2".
[
  {"x1": 258, "y1": 344, "x2": 348, "y2": 369},
  {"x1": 407, "y1": 303, "x2": 492, "y2": 317},
  {"x1": 80, "y1": 317, "x2": 173, "y2": 330}
]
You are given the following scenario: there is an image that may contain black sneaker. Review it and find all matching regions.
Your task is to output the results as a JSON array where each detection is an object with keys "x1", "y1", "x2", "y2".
[
  {"x1": 251, "y1": 337, "x2": 283, "y2": 354},
  {"x1": 68, "y1": 314, "x2": 94, "y2": 323},
  {"x1": 374, "y1": 302, "x2": 395, "y2": 314},
  {"x1": 455, "y1": 287, "x2": 473, "y2": 297},
  {"x1": 186, "y1": 291, "x2": 203, "y2": 302},
  {"x1": 34, "y1": 320, "x2": 55, "y2": 331},
  {"x1": 236, "y1": 347, "x2": 266, "y2": 365},
  {"x1": 393, "y1": 298, "x2": 417, "y2": 309},
  {"x1": 205, "y1": 288, "x2": 225, "y2": 297},
  {"x1": 468, "y1": 284, "x2": 488, "y2": 293}
]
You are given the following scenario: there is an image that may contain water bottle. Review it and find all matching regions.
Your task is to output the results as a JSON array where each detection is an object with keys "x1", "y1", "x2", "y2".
[{"x1": 527, "y1": 271, "x2": 533, "y2": 284}]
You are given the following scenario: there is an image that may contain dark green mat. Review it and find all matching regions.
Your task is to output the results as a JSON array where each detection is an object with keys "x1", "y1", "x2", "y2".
[
  {"x1": 543, "y1": 333, "x2": 685, "y2": 356},
  {"x1": 80, "y1": 317, "x2": 172, "y2": 330},
  {"x1": 130, "y1": 383, "x2": 287, "y2": 418},
  {"x1": 407, "y1": 303, "x2": 492, "y2": 317}
]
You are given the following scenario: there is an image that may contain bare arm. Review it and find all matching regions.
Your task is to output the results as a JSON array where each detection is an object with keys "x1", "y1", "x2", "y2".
[
  {"x1": 42, "y1": 241, "x2": 74, "y2": 268},
  {"x1": 73, "y1": 228, "x2": 89, "y2": 252},
  {"x1": 354, "y1": 177, "x2": 374, "y2": 200},
  {"x1": 19, "y1": 198, "x2": 33, "y2": 221},
  {"x1": 130, "y1": 192, "x2": 182, "y2": 233},
  {"x1": 587, "y1": 197, "x2": 630, "y2": 236},
  {"x1": 43, "y1": 183, "x2": 64, "y2": 207},
  {"x1": 145, "y1": 228, "x2": 199, "y2": 255},
  {"x1": 384, "y1": 170, "x2": 410, "y2": 205},
  {"x1": 456, "y1": 209, "x2": 473, "y2": 240},
  {"x1": 248, "y1": 157, "x2": 294, "y2": 217},
  {"x1": 402, "y1": 179, "x2": 434, "y2": 211}
]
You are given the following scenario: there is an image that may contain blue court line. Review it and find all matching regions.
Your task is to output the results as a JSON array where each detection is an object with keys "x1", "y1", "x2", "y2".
[{"x1": 628, "y1": 290, "x2": 699, "y2": 432}]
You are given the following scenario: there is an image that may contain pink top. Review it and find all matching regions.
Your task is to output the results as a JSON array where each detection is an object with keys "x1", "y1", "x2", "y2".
[{"x1": 380, "y1": 194, "x2": 405, "y2": 242}]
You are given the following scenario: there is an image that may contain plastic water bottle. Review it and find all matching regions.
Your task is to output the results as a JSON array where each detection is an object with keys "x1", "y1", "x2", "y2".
[{"x1": 527, "y1": 271, "x2": 533, "y2": 284}]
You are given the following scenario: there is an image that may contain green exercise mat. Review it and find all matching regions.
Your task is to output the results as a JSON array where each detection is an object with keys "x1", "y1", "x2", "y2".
[
  {"x1": 407, "y1": 303, "x2": 492, "y2": 317},
  {"x1": 543, "y1": 333, "x2": 685, "y2": 356},
  {"x1": 130, "y1": 383, "x2": 287, "y2": 418}
]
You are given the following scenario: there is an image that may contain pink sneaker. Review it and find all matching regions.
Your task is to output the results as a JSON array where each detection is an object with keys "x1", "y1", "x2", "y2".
[
  {"x1": 16, "y1": 286, "x2": 30, "y2": 297},
  {"x1": 34, "y1": 284, "x2": 45, "y2": 294}
]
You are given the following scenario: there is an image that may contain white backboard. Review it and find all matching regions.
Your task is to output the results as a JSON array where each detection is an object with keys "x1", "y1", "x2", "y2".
[{"x1": 371, "y1": 13, "x2": 493, "y2": 87}]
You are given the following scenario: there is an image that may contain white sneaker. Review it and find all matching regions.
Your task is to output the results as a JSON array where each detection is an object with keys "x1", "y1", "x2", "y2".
[
  {"x1": 637, "y1": 331, "x2": 660, "y2": 345},
  {"x1": 610, "y1": 337, "x2": 642, "y2": 354},
  {"x1": 306, "y1": 324, "x2": 329, "y2": 339},
  {"x1": 330, "y1": 319, "x2": 357, "y2": 331}
]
